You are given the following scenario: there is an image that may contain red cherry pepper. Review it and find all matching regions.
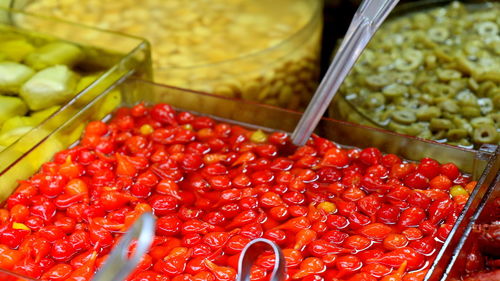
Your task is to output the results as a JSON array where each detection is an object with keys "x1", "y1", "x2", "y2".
[
  {"x1": 41, "y1": 263, "x2": 73, "y2": 281},
  {"x1": 292, "y1": 257, "x2": 326, "y2": 279},
  {"x1": 202, "y1": 229, "x2": 240, "y2": 249},
  {"x1": 0, "y1": 245, "x2": 24, "y2": 270},
  {"x1": 66, "y1": 251, "x2": 97, "y2": 281},
  {"x1": 409, "y1": 236, "x2": 436, "y2": 256},
  {"x1": 204, "y1": 259, "x2": 237, "y2": 281},
  {"x1": 380, "y1": 260, "x2": 407, "y2": 281},
  {"x1": 294, "y1": 229, "x2": 317, "y2": 250},
  {"x1": 428, "y1": 198, "x2": 454, "y2": 224},
  {"x1": 358, "y1": 223, "x2": 392, "y2": 241},
  {"x1": 335, "y1": 255, "x2": 362, "y2": 278},
  {"x1": 367, "y1": 247, "x2": 424, "y2": 271},
  {"x1": 398, "y1": 207, "x2": 426, "y2": 227},
  {"x1": 155, "y1": 247, "x2": 192, "y2": 276},
  {"x1": 274, "y1": 216, "x2": 311, "y2": 232},
  {"x1": 307, "y1": 240, "x2": 352, "y2": 256}
]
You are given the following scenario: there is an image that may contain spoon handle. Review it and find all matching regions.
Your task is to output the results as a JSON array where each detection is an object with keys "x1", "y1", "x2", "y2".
[
  {"x1": 92, "y1": 212, "x2": 156, "y2": 281},
  {"x1": 291, "y1": 0, "x2": 400, "y2": 146}
]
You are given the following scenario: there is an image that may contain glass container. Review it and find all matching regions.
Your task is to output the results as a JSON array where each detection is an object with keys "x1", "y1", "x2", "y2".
[
  {"x1": 328, "y1": 0, "x2": 500, "y2": 149},
  {"x1": 11, "y1": 0, "x2": 323, "y2": 110}
]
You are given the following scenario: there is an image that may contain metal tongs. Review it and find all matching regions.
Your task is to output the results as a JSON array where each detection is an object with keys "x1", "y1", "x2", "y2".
[
  {"x1": 92, "y1": 212, "x2": 156, "y2": 281},
  {"x1": 291, "y1": 0, "x2": 400, "y2": 146}
]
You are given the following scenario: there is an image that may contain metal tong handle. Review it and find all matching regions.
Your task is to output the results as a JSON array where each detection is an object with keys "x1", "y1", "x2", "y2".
[
  {"x1": 92, "y1": 212, "x2": 156, "y2": 281},
  {"x1": 291, "y1": 0, "x2": 400, "y2": 146},
  {"x1": 238, "y1": 238, "x2": 286, "y2": 281}
]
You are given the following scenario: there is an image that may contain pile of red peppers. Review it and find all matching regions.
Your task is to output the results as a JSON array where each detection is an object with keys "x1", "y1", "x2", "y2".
[{"x1": 0, "y1": 103, "x2": 476, "y2": 281}]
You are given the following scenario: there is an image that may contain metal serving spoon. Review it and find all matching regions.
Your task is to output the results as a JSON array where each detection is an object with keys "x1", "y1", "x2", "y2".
[
  {"x1": 237, "y1": 238, "x2": 286, "y2": 281},
  {"x1": 92, "y1": 212, "x2": 156, "y2": 281},
  {"x1": 291, "y1": 0, "x2": 400, "y2": 146}
]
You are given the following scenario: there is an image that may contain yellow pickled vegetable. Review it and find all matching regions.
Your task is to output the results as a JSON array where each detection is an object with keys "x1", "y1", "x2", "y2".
[
  {"x1": 0, "y1": 62, "x2": 35, "y2": 94},
  {"x1": 24, "y1": 42, "x2": 84, "y2": 70},
  {"x1": 30, "y1": 105, "x2": 61, "y2": 124},
  {"x1": 20, "y1": 65, "x2": 78, "y2": 110},
  {"x1": 0, "y1": 39, "x2": 36, "y2": 62},
  {"x1": 0, "y1": 126, "x2": 34, "y2": 147},
  {"x1": 0, "y1": 116, "x2": 34, "y2": 134},
  {"x1": 0, "y1": 96, "x2": 28, "y2": 125}
]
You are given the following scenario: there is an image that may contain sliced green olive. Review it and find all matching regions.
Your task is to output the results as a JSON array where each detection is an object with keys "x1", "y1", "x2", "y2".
[
  {"x1": 363, "y1": 93, "x2": 386, "y2": 109},
  {"x1": 365, "y1": 74, "x2": 391, "y2": 89},
  {"x1": 391, "y1": 110, "x2": 417, "y2": 125},
  {"x1": 462, "y1": 106, "x2": 481, "y2": 118},
  {"x1": 473, "y1": 125, "x2": 498, "y2": 144},
  {"x1": 447, "y1": 128, "x2": 469, "y2": 141},
  {"x1": 418, "y1": 94, "x2": 434, "y2": 104},
  {"x1": 430, "y1": 118, "x2": 454, "y2": 130},
  {"x1": 382, "y1": 84, "x2": 407, "y2": 98},
  {"x1": 394, "y1": 49, "x2": 423, "y2": 71},
  {"x1": 417, "y1": 129, "x2": 433, "y2": 139},
  {"x1": 476, "y1": 21, "x2": 498, "y2": 37},
  {"x1": 438, "y1": 100, "x2": 460, "y2": 113},
  {"x1": 437, "y1": 69, "x2": 462, "y2": 81},
  {"x1": 470, "y1": 116, "x2": 494, "y2": 128},
  {"x1": 477, "y1": 98, "x2": 494, "y2": 114},
  {"x1": 428, "y1": 27, "x2": 449, "y2": 42},
  {"x1": 416, "y1": 106, "x2": 441, "y2": 121},
  {"x1": 396, "y1": 72, "x2": 415, "y2": 85},
  {"x1": 489, "y1": 113, "x2": 500, "y2": 125}
]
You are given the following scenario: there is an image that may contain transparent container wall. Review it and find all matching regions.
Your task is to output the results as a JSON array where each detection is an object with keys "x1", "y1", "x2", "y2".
[
  {"x1": 0, "y1": 79, "x2": 498, "y2": 280},
  {"x1": 328, "y1": 0, "x2": 500, "y2": 149},
  {"x1": 155, "y1": 0, "x2": 323, "y2": 111},
  {"x1": 426, "y1": 170, "x2": 500, "y2": 281},
  {"x1": 10, "y1": 0, "x2": 322, "y2": 111},
  {"x1": 0, "y1": 6, "x2": 151, "y2": 178}
]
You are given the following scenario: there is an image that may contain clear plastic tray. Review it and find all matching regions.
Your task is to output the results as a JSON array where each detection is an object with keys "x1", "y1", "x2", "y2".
[
  {"x1": 0, "y1": 79, "x2": 498, "y2": 280},
  {"x1": 0, "y1": 6, "x2": 151, "y2": 178}
]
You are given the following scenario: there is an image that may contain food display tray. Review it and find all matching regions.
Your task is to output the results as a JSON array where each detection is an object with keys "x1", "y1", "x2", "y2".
[
  {"x1": 0, "y1": 6, "x2": 151, "y2": 182},
  {"x1": 0, "y1": 79, "x2": 498, "y2": 280},
  {"x1": 328, "y1": 0, "x2": 499, "y2": 150}
]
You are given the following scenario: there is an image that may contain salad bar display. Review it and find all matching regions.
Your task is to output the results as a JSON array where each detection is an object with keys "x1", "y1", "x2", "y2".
[
  {"x1": 0, "y1": 0, "x2": 497, "y2": 281},
  {"x1": 0, "y1": 80, "x2": 496, "y2": 281}
]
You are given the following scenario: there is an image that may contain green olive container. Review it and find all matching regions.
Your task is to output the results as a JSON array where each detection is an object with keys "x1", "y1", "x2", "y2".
[{"x1": 328, "y1": 0, "x2": 500, "y2": 150}]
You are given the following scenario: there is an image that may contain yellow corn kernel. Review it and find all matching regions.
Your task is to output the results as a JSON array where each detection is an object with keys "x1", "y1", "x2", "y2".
[
  {"x1": 250, "y1": 130, "x2": 267, "y2": 143},
  {"x1": 12, "y1": 222, "x2": 30, "y2": 231},
  {"x1": 450, "y1": 185, "x2": 468, "y2": 197},
  {"x1": 140, "y1": 124, "x2": 154, "y2": 135},
  {"x1": 183, "y1": 124, "x2": 193, "y2": 131},
  {"x1": 317, "y1": 202, "x2": 337, "y2": 213}
]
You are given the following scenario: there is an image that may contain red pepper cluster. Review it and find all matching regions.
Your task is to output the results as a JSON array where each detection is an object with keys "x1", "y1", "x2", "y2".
[{"x1": 0, "y1": 103, "x2": 476, "y2": 281}]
